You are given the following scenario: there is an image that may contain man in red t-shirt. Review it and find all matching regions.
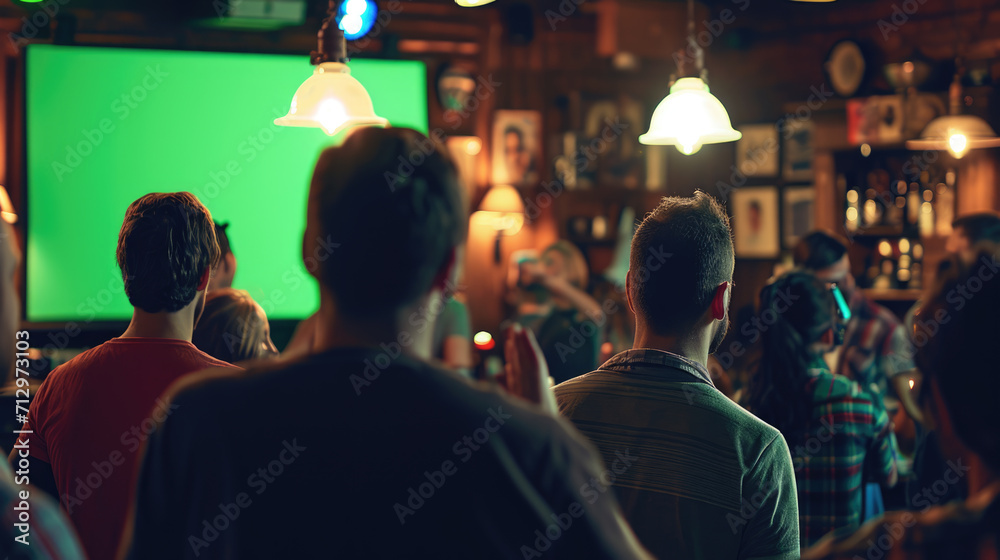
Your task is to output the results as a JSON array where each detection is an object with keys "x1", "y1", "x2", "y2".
[{"x1": 10, "y1": 192, "x2": 238, "y2": 560}]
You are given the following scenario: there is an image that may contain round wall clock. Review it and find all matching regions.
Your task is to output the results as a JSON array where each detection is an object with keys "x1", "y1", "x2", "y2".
[{"x1": 826, "y1": 40, "x2": 867, "y2": 97}]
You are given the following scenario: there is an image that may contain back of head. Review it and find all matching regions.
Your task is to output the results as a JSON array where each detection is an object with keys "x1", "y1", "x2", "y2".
[
  {"x1": 306, "y1": 127, "x2": 467, "y2": 319},
  {"x1": 214, "y1": 221, "x2": 232, "y2": 256},
  {"x1": 748, "y1": 271, "x2": 835, "y2": 436},
  {"x1": 916, "y1": 243, "x2": 1000, "y2": 473},
  {"x1": 117, "y1": 192, "x2": 220, "y2": 313},
  {"x1": 793, "y1": 231, "x2": 848, "y2": 271},
  {"x1": 628, "y1": 190, "x2": 733, "y2": 335},
  {"x1": 952, "y1": 212, "x2": 1000, "y2": 244},
  {"x1": 192, "y1": 288, "x2": 267, "y2": 363}
]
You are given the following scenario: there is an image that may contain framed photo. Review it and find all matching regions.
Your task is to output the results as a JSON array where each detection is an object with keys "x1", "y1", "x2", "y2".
[
  {"x1": 732, "y1": 186, "x2": 780, "y2": 258},
  {"x1": 491, "y1": 110, "x2": 541, "y2": 185},
  {"x1": 735, "y1": 124, "x2": 779, "y2": 177},
  {"x1": 783, "y1": 119, "x2": 814, "y2": 182},
  {"x1": 783, "y1": 186, "x2": 816, "y2": 249}
]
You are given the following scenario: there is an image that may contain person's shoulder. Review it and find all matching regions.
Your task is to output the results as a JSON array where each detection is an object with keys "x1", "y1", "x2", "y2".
[
  {"x1": 183, "y1": 343, "x2": 241, "y2": 370},
  {"x1": 712, "y1": 391, "x2": 786, "y2": 448},
  {"x1": 35, "y1": 342, "x2": 112, "y2": 389},
  {"x1": 808, "y1": 368, "x2": 871, "y2": 404}
]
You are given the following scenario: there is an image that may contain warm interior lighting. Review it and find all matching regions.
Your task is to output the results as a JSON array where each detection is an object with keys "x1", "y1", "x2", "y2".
[
  {"x1": 0, "y1": 187, "x2": 16, "y2": 224},
  {"x1": 908, "y1": 378, "x2": 915, "y2": 390},
  {"x1": 473, "y1": 331, "x2": 495, "y2": 351},
  {"x1": 455, "y1": 0, "x2": 497, "y2": 6},
  {"x1": 474, "y1": 185, "x2": 525, "y2": 263},
  {"x1": 464, "y1": 137, "x2": 482, "y2": 156},
  {"x1": 906, "y1": 66, "x2": 1000, "y2": 158},
  {"x1": 275, "y1": 1, "x2": 387, "y2": 136},
  {"x1": 639, "y1": 0, "x2": 740, "y2": 154},
  {"x1": 474, "y1": 185, "x2": 525, "y2": 236}
]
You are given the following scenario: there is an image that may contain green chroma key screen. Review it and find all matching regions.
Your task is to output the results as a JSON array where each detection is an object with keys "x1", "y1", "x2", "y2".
[{"x1": 26, "y1": 44, "x2": 428, "y2": 322}]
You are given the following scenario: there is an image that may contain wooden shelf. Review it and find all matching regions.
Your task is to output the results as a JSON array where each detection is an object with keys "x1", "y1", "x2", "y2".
[{"x1": 862, "y1": 288, "x2": 922, "y2": 302}]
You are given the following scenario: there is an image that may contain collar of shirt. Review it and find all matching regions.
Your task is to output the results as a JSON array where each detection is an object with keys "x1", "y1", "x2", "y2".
[{"x1": 598, "y1": 348, "x2": 716, "y2": 389}]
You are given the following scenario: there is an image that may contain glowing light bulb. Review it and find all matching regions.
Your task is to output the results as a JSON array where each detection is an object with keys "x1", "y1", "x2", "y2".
[
  {"x1": 948, "y1": 132, "x2": 969, "y2": 158},
  {"x1": 677, "y1": 135, "x2": 702, "y2": 155}
]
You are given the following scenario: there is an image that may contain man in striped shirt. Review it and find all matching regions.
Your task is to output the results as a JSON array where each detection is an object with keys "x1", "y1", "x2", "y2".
[{"x1": 554, "y1": 192, "x2": 800, "y2": 560}]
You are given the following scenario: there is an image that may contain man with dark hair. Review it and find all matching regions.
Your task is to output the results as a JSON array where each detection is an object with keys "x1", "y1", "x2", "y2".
[
  {"x1": 12, "y1": 192, "x2": 237, "y2": 560},
  {"x1": 554, "y1": 191, "x2": 800, "y2": 559},
  {"x1": 793, "y1": 231, "x2": 913, "y2": 406},
  {"x1": 948, "y1": 211, "x2": 1000, "y2": 255},
  {"x1": 207, "y1": 221, "x2": 237, "y2": 291},
  {"x1": 121, "y1": 128, "x2": 651, "y2": 559},
  {"x1": 804, "y1": 244, "x2": 1000, "y2": 559}
]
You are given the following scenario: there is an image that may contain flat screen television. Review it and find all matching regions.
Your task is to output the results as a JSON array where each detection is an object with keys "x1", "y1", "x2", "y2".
[{"x1": 24, "y1": 44, "x2": 428, "y2": 323}]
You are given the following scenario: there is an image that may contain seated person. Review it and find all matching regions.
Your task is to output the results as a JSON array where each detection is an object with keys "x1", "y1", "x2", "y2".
[
  {"x1": 121, "y1": 128, "x2": 651, "y2": 560},
  {"x1": 192, "y1": 288, "x2": 278, "y2": 364},
  {"x1": 804, "y1": 244, "x2": 1000, "y2": 559},
  {"x1": 10, "y1": 192, "x2": 238, "y2": 560},
  {"x1": 746, "y1": 271, "x2": 898, "y2": 546}
]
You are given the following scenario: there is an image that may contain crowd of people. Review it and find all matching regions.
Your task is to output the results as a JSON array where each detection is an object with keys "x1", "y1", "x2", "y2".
[{"x1": 0, "y1": 126, "x2": 997, "y2": 559}]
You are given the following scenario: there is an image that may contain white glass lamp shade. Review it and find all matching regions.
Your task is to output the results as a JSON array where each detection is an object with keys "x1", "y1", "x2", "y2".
[
  {"x1": 274, "y1": 62, "x2": 388, "y2": 136},
  {"x1": 906, "y1": 114, "x2": 1000, "y2": 159},
  {"x1": 455, "y1": 0, "x2": 497, "y2": 6},
  {"x1": 639, "y1": 77, "x2": 742, "y2": 155}
]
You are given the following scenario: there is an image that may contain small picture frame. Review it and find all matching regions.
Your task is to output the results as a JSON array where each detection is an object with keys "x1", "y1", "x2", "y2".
[
  {"x1": 732, "y1": 186, "x2": 780, "y2": 259},
  {"x1": 782, "y1": 119, "x2": 814, "y2": 182},
  {"x1": 783, "y1": 186, "x2": 816, "y2": 249},
  {"x1": 736, "y1": 124, "x2": 779, "y2": 177},
  {"x1": 491, "y1": 110, "x2": 542, "y2": 186}
]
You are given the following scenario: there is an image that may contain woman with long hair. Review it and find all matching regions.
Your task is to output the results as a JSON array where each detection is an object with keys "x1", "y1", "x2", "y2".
[{"x1": 746, "y1": 271, "x2": 899, "y2": 546}]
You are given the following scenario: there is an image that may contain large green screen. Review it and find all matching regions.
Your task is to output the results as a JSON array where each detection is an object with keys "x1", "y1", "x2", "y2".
[{"x1": 26, "y1": 45, "x2": 427, "y2": 322}]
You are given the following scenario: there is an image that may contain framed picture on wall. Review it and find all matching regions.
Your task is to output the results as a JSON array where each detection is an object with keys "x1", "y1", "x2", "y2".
[
  {"x1": 783, "y1": 119, "x2": 814, "y2": 182},
  {"x1": 736, "y1": 124, "x2": 779, "y2": 177},
  {"x1": 491, "y1": 110, "x2": 541, "y2": 186},
  {"x1": 783, "y1": 186, "x2": 816, "y2": 249},
  {"x1": 732, "y1": 186, "x2": 780, "y2": 258}
]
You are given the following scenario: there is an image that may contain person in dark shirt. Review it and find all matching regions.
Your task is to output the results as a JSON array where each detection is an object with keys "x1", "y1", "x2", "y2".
[
  {"x1": 804, "y1": 244, "x2": 1000, "y2": 559},
  {"x1": 516, "y1": 241, "x2": 604, "y2": 384},
  {"x1": 120, "y1": 127, "x2": 651, "y2": 560}
]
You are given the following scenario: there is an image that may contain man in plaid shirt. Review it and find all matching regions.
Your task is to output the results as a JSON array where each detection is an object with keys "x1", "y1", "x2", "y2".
[
  {"x1": 792, "y1": 360, "x2": 899, "y2": 546},
  {"x1": 793, "y1": 232, "x2": 915, "y2": 408}
]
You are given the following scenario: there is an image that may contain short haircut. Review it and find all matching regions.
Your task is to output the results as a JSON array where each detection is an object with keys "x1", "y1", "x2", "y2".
[
  {"x1": 916, "y1": 243, "x2": 1000, "y2": 473},
  {"x1": 307, "y1": 127, "x2": 466, "y2": 319},
  {"x1": 214, "y1": 221, "x2": 232, "y2": 257},
  {"x1": 953, "y1": 212, "x2": 1000, "y2": 244},
  {"x1": 793, "y1": 230, "x2": 848, "y2": 271},
  {"x1": 116, "y1": 192, "x2": 220, "y2": 313},
  {"x1": 193, "y1": 288, "x2": 267, "y2": 363},
  {"x1": 628, "y1": 191, "x2": 734, "y2": 335}
]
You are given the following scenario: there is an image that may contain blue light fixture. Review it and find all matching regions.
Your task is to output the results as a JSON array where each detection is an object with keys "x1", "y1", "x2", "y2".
[{"x1": 336, "y1": 0, "x2": 378, "y2": 41}]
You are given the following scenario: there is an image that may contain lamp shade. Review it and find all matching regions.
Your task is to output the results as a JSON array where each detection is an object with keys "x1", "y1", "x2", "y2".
[
  {"x1": 474, "y1": 184, "x2": 524, "y2": 235},
  {"x1": 455, "y1": 0, "x2": 497, "y2": 6},
  {"x1": 639, "y1": 77, "x2": 741, "y2": 155},
  {"x1": 274, "y1": 62, "x2": 388, "y2": 136},
  {"x1": 906, "y1": 114, "x2": 1000, "y2": 159}
]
